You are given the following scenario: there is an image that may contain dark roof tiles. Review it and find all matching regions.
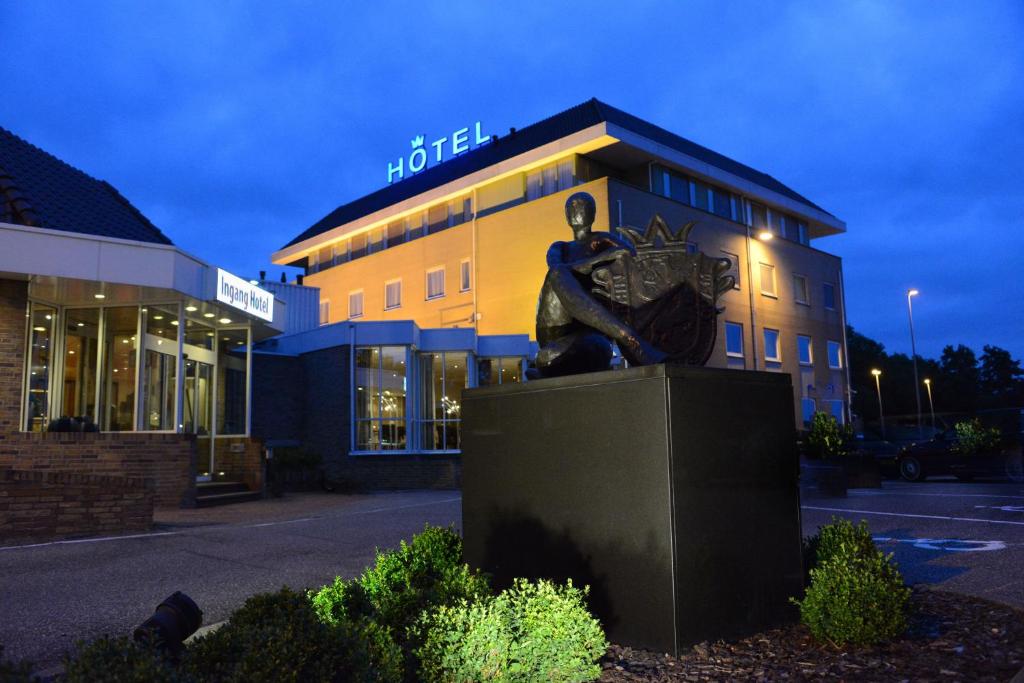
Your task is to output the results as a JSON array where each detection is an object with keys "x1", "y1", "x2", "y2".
[
  {"x1": 283, "y1": 98, "x2": 831, "y2": 250},
  {"x1": 0, "y1": 126, "x2": 173, "y2": 245}
]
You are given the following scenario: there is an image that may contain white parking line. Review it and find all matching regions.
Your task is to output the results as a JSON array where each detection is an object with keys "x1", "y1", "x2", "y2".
[
  {"x1": 802, "y1": 505, "x2": 1024, "y2": 527},
  {"x1": 852, "y1": 491, "x2": 1024, "y2": 500}
]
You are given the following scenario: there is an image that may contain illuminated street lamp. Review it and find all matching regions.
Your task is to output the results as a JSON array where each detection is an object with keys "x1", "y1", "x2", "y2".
[
  {"x1": 923, "y1": 378, "x2": 936, "y2": 432},
  {"x1": 906, "y1": 289, "x2": 923, "y2": 437},
  {"x1": 871, "y1": 368, "x2": 885, "y2": 439}
]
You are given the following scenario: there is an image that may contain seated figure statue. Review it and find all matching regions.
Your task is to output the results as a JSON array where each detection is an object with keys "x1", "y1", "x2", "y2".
[{"x1": 532, "y1": 192, "x2": 668, "y2": 378}]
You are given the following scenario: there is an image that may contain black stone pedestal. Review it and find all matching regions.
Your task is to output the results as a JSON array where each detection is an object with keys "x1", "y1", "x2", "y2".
[{"x1": 461, "y1": 364, "x2": 803, "y2": 656}]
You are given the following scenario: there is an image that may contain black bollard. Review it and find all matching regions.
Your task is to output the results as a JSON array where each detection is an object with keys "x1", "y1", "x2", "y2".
[{"x1": 133, "y1": 591, "x2": 203, "y2": 657}]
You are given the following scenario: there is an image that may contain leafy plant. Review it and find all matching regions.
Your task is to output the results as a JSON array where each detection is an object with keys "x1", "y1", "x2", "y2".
[
  {"x1": 185, "y1": 587, "x2": 400, "y2": 683},
  {"x1": 805, "y1": 412, "x2": 853, "y2": 459},
  {"x1": 950, "y1": 418, "x2": 1001, "y2": 456},
  {"x1": 792, "y1": 518, "x2": 910, "y2": 646},
  {"x1": 417, "y1": 578, "x2": 607, "y2": 683},
  {"x1": 310, "y1": 525, "x2": 490, "y2": 681},
  {"x1": 64, "y1": 636, "x2": 189, "y2": 683},
  {"x1": 0, "y1": 645, "x2": 37, "y2": 683}
]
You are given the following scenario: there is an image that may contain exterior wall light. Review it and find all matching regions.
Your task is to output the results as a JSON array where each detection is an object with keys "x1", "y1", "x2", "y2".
[{"x1": 757, "y1": 230, "x2": 773, "y2": 241}]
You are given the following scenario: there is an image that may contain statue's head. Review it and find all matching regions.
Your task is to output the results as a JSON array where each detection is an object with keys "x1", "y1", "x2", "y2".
[{"x1": 565, "y1": 192, "x2": 596, "y2": 239}]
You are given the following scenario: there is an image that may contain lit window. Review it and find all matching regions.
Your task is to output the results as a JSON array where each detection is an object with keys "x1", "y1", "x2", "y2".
[
  {"x1": 827, "y1": 340, "x2": 842, "y2": 369},
  {"x1": 426, "y1": 268, "x2": 445, "y2": 300},
  {"x1": 354, "y1": 346, "x2": 407, "y2": 451},
  {"x1": 348, "y1": 290, "x2": 364, "y2": 319},
  {"x1": 793, "y1": 274, "x2": 809, "y2": 305},
  {"x1": 797, "y1": 335, "x2": 812, "y2": 365},
  {"x1": 725, "y1": 322, "x2": 744, "y2": 358},
  {"x1": 460, "y1": 259, "x2": 471, "y2": 292},
  {"x1": 385, "y1": 280, "x2": 402, "y2": 310},
  {"x1": 763, "y1": 328, "x2": 781, "y2": 362},
  {"x1": 721, "y1": 251, "x2": 740, "y2": 289},
  {"x1": 319, "y1": 300, "x2": 330, "y2": 326},
  {"x1": 823, "y1": 283, "x2": 837, "y2": 310},
  {"x1": 759, "y1": 263, "x2": 777, "y2": 297}
]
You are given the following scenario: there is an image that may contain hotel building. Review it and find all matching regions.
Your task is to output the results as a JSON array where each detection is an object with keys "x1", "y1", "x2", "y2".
[{"x1": 273, "y1": 99, "x2": 851, "y2": 430}]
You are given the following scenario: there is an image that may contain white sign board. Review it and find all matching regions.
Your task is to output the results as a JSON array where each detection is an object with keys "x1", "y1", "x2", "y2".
[{"x1": 216, "y1": 268, "x2": 273, "y2": 322}]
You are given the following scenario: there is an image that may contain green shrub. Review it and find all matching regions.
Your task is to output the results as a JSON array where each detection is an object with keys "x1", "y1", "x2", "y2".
[
  {"x1": 417, "y1": 578, "x2": 607, "y2": 683},
  {"x1": 805, "y1": 412, "x2": 853, "y2": 459},
  {"x1": 951, "y1": 418, "x2": 1002, "y2": 456},
  {"x1": 0, "y1": 645, "x2": 37, "y2": 683},
  {"x1": 185, "y1": 587, "x2": 400, "y2": 683},
  {"x1": 792, "y1": 519, "x2": 910, "y2": 646},
  {"x1": 64, "y1": 636, "x2": 189, "y2": 683}
]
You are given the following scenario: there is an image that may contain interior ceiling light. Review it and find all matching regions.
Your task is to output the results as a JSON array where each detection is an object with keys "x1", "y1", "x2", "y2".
[
  {"x1": 203, "y1": 313, "x2": 215, "y2": 318},
  {"x1": 77, "y1": 322, "x2": 85, "y2": 327},
  {"x1": 94, "y1": 293, "x2": 106, "y2": 299},
  {"x1": 218, "y1": 318, "x2": 232, "y2": 324},
  {"x1": 185, "y1": 305, "x2": 198, "y2": 312},
  {"x1": 154, "y1": 315, "x2": 164, "y2": 320}
]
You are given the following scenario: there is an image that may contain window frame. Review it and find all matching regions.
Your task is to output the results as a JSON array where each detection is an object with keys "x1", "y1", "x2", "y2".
[
  {"x1": 793, "y1": 273, "x2": 810, "y2": 306},
  {"x1": 759, "y1": 262, "x2": 777, "y2": 298},
  {"x1": 763, "y1": 328, "x2": 781, "y2": 363},
  {"x1": 797, "y1": 334, "x2": 813, "y2": 366},
  {"x1": 725, "y1": 321, "x2": 744, "y2": 358},
  {"x1": 823, "y1": 282, "x2": 837, "y2": 311},
  {"x1": 425, "y1": 266, "x2": 445, "y2": 301},
  {"x1": 348, "y1": 289, "x2": 364, "y2": 319},
  {"x1": 319, "y1": 300, "x2": 330, "y2": 326},
  {"x1": 827, "y1": 340, "x2": 843, "y2": 369},
  {"x1": 384, "y1": 279, "x2": 402, "y2": 311},
  {"x1": 460, "y1": 258, "x2": 472, "y2": 292}
]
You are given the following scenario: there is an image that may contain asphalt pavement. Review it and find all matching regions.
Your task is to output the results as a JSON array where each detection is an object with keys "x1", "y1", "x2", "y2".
[
  {"x1": 0, "y1": 491, "x2": 462, "y2": 674},
  {"x1": 802, "y1": 478, "x2": 1024, "y2": 609}
]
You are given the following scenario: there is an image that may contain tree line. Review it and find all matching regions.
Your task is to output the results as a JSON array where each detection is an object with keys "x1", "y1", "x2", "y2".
[{"x1": 847, "y1": 325, "x2": 1024, "y2": 421}]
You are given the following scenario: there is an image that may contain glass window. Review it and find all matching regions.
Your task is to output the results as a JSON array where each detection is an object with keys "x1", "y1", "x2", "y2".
[
  {"x1": 460, "y1": 259, "x2": 471, "y2": 292},
  {"x1": 801, "y1": 398, "x2": 816, "y2": 427},
  {"x1": 477, "y1": 356, "x2": 523, "y2": 386},
  {"x1": 426, "y1": 268, "x2": 445, "y2": 300},
  {"x1": 798, "y1": 335, "x2": 813, "y2": 365},
  {"x1": 763, "y1": 328, "x2": 781, "y2": 362},
  {"x1": 349, "y1": 290, "x2": 364, "y2": 319},
  {"x1": 829, "y1": 400, "x2": 845, "y2": 424},
  {"x1": 711, "y1": 187, "x2": 731, "y2": 219},
  {"x1": 526, "y1": 170, "x2": 542, "y2": 201},
  {"x1": 408, "y1": 212, "x2": 425, "y2": 241},
  {"x1": 542, "y1": 165, "x2": 557, "y2": 196},
  {"x1": 61, "y1": 308, "x2": 99, "y2": 425},
  {"x1": 793, "y1": 274, "x2": 809, "y2": 305},
  {"x1": 669, "y1": 173, "x2": 689, "y2": 204},
  {"x1": 367, "y1": 228, "x2": 384, "y2": 254},
  {"x1": 386, "y1": 220, "x2": 406, "y2": 247},
  {"x1": 750, "y1": 202, "x2": 768, "y2": 231},
  {"x1": 692, "y1": 180, "x2": 710, "y2": 211},
  {"x1": 798, "y1": 222, "x2": 809, "y2": 246},
  {"x1": 725, "y1": 322, "x2": 744, "y2": 358},
  {"x1": 317, "y1": 246, "x2": 333, "y2": 270},
  {"x1": 319, "y1": 301, "x2": 330, "y2": 325},
  {"x1": 350, "y1": 233, "x2": 368, "y2": 261},
  {"x1": 721, "y1": 250, "x2": 740, "y2": 289},
  {"x1": 100, "y1": 307, "x2": 139, "y2": 432},
  {"x1": 25, "y1": 304, "x2": 56, "y2": 431},
  {"x1": 141, "y1": 306, "x2": 178, "y2": 431},
  {"x1": 385, "y1": 280, "x2": 401, "y2": 310},
  {"x1": 759, "y1": 263, "x2": 777, "y2": 297},
  {"x1": 216, "y1": 328, "x2": 248, "y2": 435},
  {"x1": 447, "y1": 197, "x2": 471, "y2": 228},
  {"x1": 827, "y1": 340, "x2": 842, "y2": 369},
  {"x1": 557, "y1": 159, "x2": 574, "y2": 189},
  {"x1": 419, "y1": 351, "x2": 468, "y2": 450},
  {"x1": 333, "y1": 242, "x2": 348, "y2": 265},
  {"x1": 823, "y1": 283, "x2": 836, "y2": 310},
  {"x1": 182, "y1": 318, "x2": 214, "y2": 436},
  {"x1": 427, "y1": 203, "x2": 448, "y2": 233},
  {"x1": 650, "y1": 164, "x2": 667, "y2": 196},
  {"x1": 769, "y1": 209, "x2": 783, "y2": 236},
  {"x1": 354, "y1": 346, "x2": 408, "y2": 452}
]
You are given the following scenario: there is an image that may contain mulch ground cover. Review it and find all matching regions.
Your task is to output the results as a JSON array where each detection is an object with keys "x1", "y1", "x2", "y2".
[{"x1": 599, "y1": 587, "x2": 1024, "y2": 682}]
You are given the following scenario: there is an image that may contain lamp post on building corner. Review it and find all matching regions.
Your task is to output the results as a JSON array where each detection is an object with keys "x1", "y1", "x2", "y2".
[{"x1": 906, "y1": 289, "x2": 923, "y2": 438}]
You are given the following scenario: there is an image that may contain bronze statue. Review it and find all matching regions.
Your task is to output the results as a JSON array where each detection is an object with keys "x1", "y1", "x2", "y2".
[{"x1": 531, "y1": 192, "x2": 734, "y2": 378}]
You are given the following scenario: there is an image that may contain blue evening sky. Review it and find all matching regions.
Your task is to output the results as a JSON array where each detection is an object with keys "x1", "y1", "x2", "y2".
[{"x1": 3, "y1": 1, "x2": 1022, "y2": 360}]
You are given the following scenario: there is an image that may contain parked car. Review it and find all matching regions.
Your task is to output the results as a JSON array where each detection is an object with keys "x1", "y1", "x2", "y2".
[
  {"x1": 851, "y1": 435, "x2": 900, "y2": 478},
  {"x1": 897, "y1": 427, "x2": 1023, "y2": 482}
]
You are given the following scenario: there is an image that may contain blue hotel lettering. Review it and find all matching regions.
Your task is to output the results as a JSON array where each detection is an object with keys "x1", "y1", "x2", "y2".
[{"x1": 388, "y1": 121, "x2": 490, "y2": 184}]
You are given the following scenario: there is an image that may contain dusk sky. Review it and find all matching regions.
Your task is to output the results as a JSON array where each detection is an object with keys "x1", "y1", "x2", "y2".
[{"x1": 4, "y1": 1, "x2": 1022, "y2": 361}]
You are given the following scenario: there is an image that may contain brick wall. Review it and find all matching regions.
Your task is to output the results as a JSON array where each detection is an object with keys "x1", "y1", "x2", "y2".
[
  {"x1": 207, "y1": 436, "x2": 264, "y2": 491},
  {"x1": 0, "y1": 469, "x2": 153, "y2": 543},
  {"x1": 0, "y1": 279, "x2": 27, "y2": 433},
  {"x1": 0, "y1": 432, "x2": 197, "y2": 508}
]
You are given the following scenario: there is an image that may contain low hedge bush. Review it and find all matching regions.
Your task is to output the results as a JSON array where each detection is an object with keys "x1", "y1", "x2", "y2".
[
  {"x1": 416, "y1": 578, "x2": 607, "y2": 683},
  {"x1": 793, "y1": 518, "x2": 910, "y2": 646},
  {"x1": 0, "y1": 645, "x2": 37, "y2": 683},
  {"x1": 64, "y1": 636, "x2": 189, "y2": 683},
  {"x1": 185, "y1": 587, "x2": 400, "y2": 683}
]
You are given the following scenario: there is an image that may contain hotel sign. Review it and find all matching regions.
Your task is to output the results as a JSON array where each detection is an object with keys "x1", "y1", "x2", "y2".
[
  {"x1": 387, "y1": 121, "x2": 491, "y2": 184},
  {"x1": 216, "y1": 268, "x2": 273, "y2": 322}
]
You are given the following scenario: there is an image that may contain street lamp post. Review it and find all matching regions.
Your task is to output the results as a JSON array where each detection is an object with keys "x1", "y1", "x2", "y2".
[
  {"x1": 923, "y1": 378, "x2": 935, "y2": 432},
  {"x1": 872, "y1": 368, "x2": 885, "y2": 439},
  {"x1": 906, "y1": 289, "x2": 923, "y2": 437}
]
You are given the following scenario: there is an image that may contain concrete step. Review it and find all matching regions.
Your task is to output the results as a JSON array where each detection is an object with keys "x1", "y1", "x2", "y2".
[
  {"x1": 194, "y1": 490, "x2": 263, "y2": 508},
  {"x1": 196, "y1": 481, "x2": 249, "y2": 496}
]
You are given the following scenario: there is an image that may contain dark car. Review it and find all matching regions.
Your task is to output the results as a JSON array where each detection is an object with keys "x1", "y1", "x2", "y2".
[{"x1": 897, "y1": 427, "x2": 1024, "y2": 482}]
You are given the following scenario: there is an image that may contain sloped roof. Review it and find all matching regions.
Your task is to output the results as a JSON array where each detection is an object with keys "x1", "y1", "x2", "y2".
[
  {"x1": 0, "y1": 126, "x2": 173, "y2": 245},
  {"x1": 283, "y1": 98, "x2": 832, "y2": 250}
]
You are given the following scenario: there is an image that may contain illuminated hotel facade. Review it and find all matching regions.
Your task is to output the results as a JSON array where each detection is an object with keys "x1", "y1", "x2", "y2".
[{"x1": 274, "y1": 99, "x2": 851, "y2": 429}]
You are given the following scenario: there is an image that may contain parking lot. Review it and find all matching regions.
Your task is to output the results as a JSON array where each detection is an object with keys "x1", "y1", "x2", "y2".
[{"x1": 802, "y1": 478, "x2": 1024, "y2": 609}]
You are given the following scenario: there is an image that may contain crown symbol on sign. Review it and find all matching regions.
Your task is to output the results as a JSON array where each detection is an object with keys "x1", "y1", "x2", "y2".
[
  {"x1": 620, "y1": 215, "x2": 696, "y2": 250},
  {"x1": 410, "y1": 135, "x2": 425, "y2": 149}
]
